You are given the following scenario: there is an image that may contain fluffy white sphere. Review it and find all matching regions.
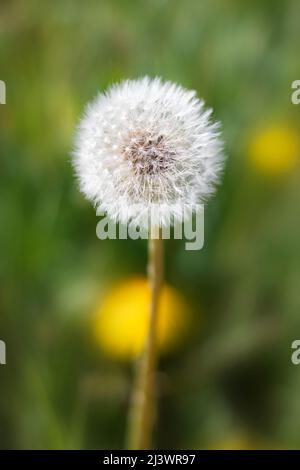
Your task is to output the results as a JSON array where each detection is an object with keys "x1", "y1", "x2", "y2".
[{"x1": 73, "y1": 77, "x2": 225, "y2": 228}]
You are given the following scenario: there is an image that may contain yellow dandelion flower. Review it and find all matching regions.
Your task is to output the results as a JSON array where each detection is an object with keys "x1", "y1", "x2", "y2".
[
  {"x1": 92, "y1": 277, "x2": 191, "y2": 360},
  {"x1": 212, "y1": 437, "x2": 256, "y2": 450},
  {"x1": 211, "y1": 437, "x2": 274, "y2": 450},
  {"x1": 249, "y1": 124, "x2": 299, "y2": 176}
]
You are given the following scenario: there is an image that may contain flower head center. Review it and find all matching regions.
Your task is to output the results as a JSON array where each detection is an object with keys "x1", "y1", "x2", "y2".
[{"x1": 122, "y1": 131, "x2": 176, "y2": 176}]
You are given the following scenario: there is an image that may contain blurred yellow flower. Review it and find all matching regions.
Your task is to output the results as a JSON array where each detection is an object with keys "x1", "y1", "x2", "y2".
[
  {"x1": 249, "y1": 125, "x2": 299, "y2": 176},
  {"x1": 93, "y1": 277, "x2": 191, "y2": 360},
  {"x1": 212, "y1": 438, "x2": 256, "y2": 450},
  {"x1": 212, "y1": 437, "x2": 275, "y2": 450}
]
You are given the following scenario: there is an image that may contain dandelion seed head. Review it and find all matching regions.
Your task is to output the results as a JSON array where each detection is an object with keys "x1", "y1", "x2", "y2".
[{"x1": 73, "y1": 77, "x2": 225, "y2": 227}]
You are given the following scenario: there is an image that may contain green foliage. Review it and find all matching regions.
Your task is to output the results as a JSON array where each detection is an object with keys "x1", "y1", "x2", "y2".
[{"x1": 0, "y1": 0, "x2": 300, "y2": 449}]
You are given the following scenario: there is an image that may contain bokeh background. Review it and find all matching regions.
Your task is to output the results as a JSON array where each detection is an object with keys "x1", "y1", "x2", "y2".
[{"x1": 1, "y1": 0, "x2": 300, "y2": 450}]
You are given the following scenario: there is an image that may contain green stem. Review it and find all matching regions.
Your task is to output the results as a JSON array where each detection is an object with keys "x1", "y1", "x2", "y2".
[{"x1": 127, "y1": 231, "x2": 164, "y2": 449}]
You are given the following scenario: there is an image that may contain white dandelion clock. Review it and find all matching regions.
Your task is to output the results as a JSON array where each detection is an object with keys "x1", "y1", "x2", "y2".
[
  {"x1": 73, "y1": 77, "x2": 224, "y2": 228},
  {"x1": 72, "y1": 77, "x2": 226, "y2": 450}
]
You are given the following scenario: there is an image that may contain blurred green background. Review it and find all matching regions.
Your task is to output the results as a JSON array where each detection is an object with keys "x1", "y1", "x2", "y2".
[{"x1": 1, "y1": 0, "x2": 300, "y2": 450}]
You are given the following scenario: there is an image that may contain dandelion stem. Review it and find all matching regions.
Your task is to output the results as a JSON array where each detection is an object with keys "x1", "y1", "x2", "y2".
[{"x1": 127, "y1": 229, "x2": 163, "y2": 449}]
